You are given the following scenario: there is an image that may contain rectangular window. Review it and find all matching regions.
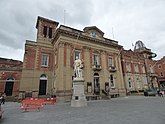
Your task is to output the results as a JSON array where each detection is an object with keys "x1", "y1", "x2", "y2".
[
  {"x1": 43, "y1": 26, "x2": 47, "y2": 37},
  {"x1": 142, "y1": 65, "x2": 145, "y2": 73},
  {"x1": 134, "y1": 64, "x2": 139, "y2": 73},
  {"x1": 105, "y1": 82, "x2": 109, "y2": 92},
  {"x1": 136, "y1": 78, "x2": 140, "y2": 89},
  {"x1": 93, "y1": 54, "x2": 99, "y2": 65},
  {"x1": 74, "y1": 50, "x2": 81, "y2": 60},
  {"x1": 110, "y1": 75, "x2": 115, "y2": 88},
  {"x1": 42, "y1": 54, "x2": 49, "y2": 66},
  {"x1": 87, "y1": 82, "x2": 92, "y2": 93},
  {"x1": 49, "y1": 27, "x2": 52, "y2": 38},
  {"x1": 108, "y1": 57, "x2": 113, "y2": 66},
  {"x1": 126, "y1": 63, "x2": 131, "y2": 72},
  {"x1": 91, "y1": 31, "x2": 96, "y2": 38},
  {"x1": 149, "y1": 64, "x2": 154, "y2": 73},
  {"x1": 128, "y1": 78, "x2": 132, "y2": 88},
  {"x1": 143, "y1": 76, "x2": 147, "y2": 84}
]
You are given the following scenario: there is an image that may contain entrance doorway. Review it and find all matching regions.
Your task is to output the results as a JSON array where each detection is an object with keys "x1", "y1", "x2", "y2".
[
  {"x1": 5, "y1": 77, "x2": 14, "y2": 96},
  {"x1": 39, "y1": 74, "x2": 47, "y2": 95},
  {"x1": 94, "y1": 73, "x2": 100, "y2": 95}
]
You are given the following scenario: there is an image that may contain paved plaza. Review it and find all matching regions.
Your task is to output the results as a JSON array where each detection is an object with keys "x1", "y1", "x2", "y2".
[{"x1": 0, "y1": 96, "x2": 165, "y2": 124}]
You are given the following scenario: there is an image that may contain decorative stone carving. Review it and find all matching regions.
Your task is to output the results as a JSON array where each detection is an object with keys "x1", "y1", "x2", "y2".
[
  {"x1": 73, "y1": 57, "x2": 83, "y2": 78},
  {"x1": 71, "y1": 57, "x2": 87, "y2": 107}
]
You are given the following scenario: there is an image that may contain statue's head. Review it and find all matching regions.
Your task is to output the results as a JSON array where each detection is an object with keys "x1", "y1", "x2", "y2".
[{"x1": 76, "y1": 56, "x2": 79, "y2": 60}]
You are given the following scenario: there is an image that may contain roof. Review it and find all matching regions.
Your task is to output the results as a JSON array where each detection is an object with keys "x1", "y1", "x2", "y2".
[
  {"x1": 36, "y1": 16, "x2": 59, "y2": 28},
  {"x1": 0, "y1": 57, "x2": 22, "y2": 63},
  {"x1": 83, "y1": 26, "x2": 104, "y2": 36},
  {"x1": 53, "y1": 25, "x2": 122, "y2": 49}
]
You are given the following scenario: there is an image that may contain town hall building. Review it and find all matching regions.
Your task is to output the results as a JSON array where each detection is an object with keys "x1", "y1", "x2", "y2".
[
  {"x1": 19, "y1": 16, "x2": 126, "y2": 101},
  {"x1": 0, "y1": 16, "x2": 162, "y2": 101}
]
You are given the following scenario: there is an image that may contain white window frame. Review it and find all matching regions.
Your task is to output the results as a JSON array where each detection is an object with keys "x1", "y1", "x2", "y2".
[
  {"x1": 142, "y1": 65, "x2": 145, "y2": 73},
  {"x1": 134, "y1": 64, "x2": 139, "y2": 73},
  {"x1": 126, "y1": 63, "x2": 131, "y2": 72},
  {"x1": 41, "y1": 54, "x2": 49, "y2": 67},
  {"x1": 136, "y1": 78, "x2": 140, "y2": 89},
  {"x1": 149, "y1": 64, "x2": 154, "y2": 73},
  {"x1": 93, "y1": 54, "x2": 99, "y2": 65},
  {"x1": 108, "y1": 56, "x2": 113, "y2": 67},
  {"x1": 143, "y1": 76, "x2": 147, "y2": 84},
  {"x1": 91, "y1": 31, "x2": 96, "y2": 38},
  {"x1": 74, "y1": 50, "x2": 81, "y2": 60}
]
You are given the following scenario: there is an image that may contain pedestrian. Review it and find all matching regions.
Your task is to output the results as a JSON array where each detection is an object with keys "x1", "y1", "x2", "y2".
[
  {"x1": 159, "y1": 91, "x2": 164, "y2": 97},
  {"x1": 0, "y1": 95, "x2": 2, "y2": 105},
  {"x1": 1, "y1": 93, "x2": 6, "y2": 104},
  {"x1": 162, "y1": 91, "x2": 164, "y2": 97},
  {"x1": 157, "y1": 89, "x2": 160, "y2": 96}
]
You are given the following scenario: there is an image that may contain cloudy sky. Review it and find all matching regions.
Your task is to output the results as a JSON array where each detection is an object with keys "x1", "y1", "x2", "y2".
[{"x1": 0, "y1": 0, "x2": 165, "y2": 61}]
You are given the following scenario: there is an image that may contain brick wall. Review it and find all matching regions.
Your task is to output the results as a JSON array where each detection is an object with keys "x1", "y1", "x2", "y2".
[{"x1": 0, "y1": 58, "x2": 22, "y2": 96}]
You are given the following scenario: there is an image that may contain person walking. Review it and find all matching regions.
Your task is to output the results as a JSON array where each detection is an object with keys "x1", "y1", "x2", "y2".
[
  {"x1": 162, "y1": 91, "x2": 164, "y2": 97},
  {"x1": 1, "y1": 93, "x2": 6, "y2": 104},
  {"x1": 0, "y1": 95, "x2": 2, "y2": 105}
]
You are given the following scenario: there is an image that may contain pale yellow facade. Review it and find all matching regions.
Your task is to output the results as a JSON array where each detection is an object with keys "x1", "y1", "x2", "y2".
[{"x1": 20, "y1": 16, "x2": 126, "y2": 101}]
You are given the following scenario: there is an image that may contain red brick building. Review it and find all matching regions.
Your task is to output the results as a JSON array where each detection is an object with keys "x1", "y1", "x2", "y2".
[
  {"x1": 121, "y1": 41, "x2": 158, "y2": 94},
  {"x1": 154, "y1": 56, "x2": 165, "y2": 88},
  {"x1": 121, "y1": 49, "x2": 147, "y2": 94},
  {"x1": 0, "y1": 57, "x2": 22, "y2": 96}
]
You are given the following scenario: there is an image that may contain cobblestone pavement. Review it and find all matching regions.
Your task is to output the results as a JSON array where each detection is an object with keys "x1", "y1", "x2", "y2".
[{"x1": 0, "y1": 96, "x2": 165, "y2": 124}]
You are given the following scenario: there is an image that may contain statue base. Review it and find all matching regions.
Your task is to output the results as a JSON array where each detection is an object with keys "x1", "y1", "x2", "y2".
[{"x1": 71, "y1": 78, "x2": 87, "y2": 107}]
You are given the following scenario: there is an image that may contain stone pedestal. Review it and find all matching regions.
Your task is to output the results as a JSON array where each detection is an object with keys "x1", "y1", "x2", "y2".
[{"x1": 71, "y1": 78, "x2": 87, "y2": 107}]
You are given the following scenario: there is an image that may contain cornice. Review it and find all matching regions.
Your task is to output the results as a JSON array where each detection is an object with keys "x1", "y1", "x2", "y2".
[{"x1": 53, "y1": 28, "x2": 123, "y2": 50}]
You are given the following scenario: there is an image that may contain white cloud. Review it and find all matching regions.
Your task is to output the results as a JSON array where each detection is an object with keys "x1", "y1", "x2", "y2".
[{"x1": 0, "y1": 0, "x2": 165, "y2": 61}]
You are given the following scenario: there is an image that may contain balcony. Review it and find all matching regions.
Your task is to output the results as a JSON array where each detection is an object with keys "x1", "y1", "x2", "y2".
[
  {"x1": 149, "y1": 73, "x2": 158, "y2": 77},
  {"x1": 108, "y1": 66, "x2": 117, "y2": 72},
  {"x1": 92, "y1": 64, "x2": 102, "y2": 71}
]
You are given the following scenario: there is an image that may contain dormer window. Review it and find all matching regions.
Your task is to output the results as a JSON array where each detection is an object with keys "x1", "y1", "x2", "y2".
[
  {"x1": 91, "y1": 31, "x2": 96, "y2": 38},
  {"x1": 83, "y1": 26, "x2": 104, "y2": 38}
]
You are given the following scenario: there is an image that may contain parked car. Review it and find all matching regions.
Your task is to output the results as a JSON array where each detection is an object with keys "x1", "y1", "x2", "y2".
[{"x1": 144, "y1": 89, "x2": 157, "y2": 96}]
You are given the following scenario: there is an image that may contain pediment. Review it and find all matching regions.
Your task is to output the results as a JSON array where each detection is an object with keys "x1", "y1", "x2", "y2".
[{"x1": 83, "y1": 26, "x2": 104, "y2": 38}]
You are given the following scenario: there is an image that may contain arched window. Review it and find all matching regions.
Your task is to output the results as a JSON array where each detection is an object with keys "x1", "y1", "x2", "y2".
[
  {"x1": 7, "y1": 77, "x2": 14, "y2": 81},
  {"x1": 93, "y1": 73, "x2": 100, "y2": 95},
  {"x1": 94, "y1": 73, "x2": 99, "y2": 77},
  {"x1": 40, "y1": 74, "x2": 47, "y2": 80}
]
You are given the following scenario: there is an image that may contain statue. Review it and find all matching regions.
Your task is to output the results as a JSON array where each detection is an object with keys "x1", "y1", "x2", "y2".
[
  {"x1": 73, "y1": 57, "x2": 83, "y2": 78},
  {"x1": 71, "y1": 57, "x2": 87, "y2": 107}
]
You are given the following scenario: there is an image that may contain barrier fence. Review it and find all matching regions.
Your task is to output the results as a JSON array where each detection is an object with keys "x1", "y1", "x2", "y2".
[{"x1": 20, "y1": 97, "x2": 56, "y2": 111}]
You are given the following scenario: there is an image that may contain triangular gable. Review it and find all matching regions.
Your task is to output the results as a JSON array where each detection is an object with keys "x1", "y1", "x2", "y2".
[{"x1": 83, "y1": 26, "x2": 104, "y2": 37}]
